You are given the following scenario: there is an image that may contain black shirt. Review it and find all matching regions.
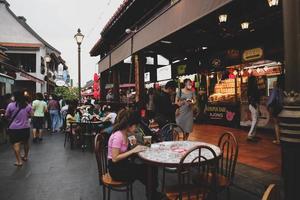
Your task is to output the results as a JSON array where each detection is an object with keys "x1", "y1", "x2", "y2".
[{"x1": 153, "y1": 90, "x2": 177, "y2": 127}]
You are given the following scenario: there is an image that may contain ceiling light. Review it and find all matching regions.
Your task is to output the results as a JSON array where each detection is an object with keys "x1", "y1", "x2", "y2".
[
  {"x1": 160, "y1": 40, "x2": 172, "y2": 44},
  {"x1": 202, "y1": 46, "x2": 208, "y2": 50},
  {"x1": 256, "y1": 68, "x2": 261, "y2": 73},
  {"x1": 248, "y1": 69, "x2": 252, "y2": 74},
  {"x1": 172, "y1": 60, "x2": 180, "y2": 64},
  {"x1": 241, "y1": 22, "x2": 250, "y2": 30},
  {"x1": 219, "y1": 14, "x2": 228, "y2": 23},
  {"x1": 264, "y1": 66, "x2": 268, "y2": 71},
  {"x1": 183, "y1": 57, "x2": 187, "y2": 60},
  {"x1": 209, "y1": 74, "x2": 214, "y2": 78},
  {"x1": 267, "y1": 0, "x2": 279, "y2": 7}
]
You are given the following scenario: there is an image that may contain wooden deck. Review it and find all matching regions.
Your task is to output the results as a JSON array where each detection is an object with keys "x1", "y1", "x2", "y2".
[{"x1": 190, "y1": 124, "x2": 281, "y2": 175}]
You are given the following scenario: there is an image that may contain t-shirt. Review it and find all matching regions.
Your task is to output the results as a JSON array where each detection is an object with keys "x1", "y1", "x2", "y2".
[
  {"x1": 48, "y1": 100, "x2": 60, "y2": 110},
  {"x1": 66, "y1": 114, "x2": 75, "y2": 127},
  {"x1": 104, "y1": 112, "x2": 117, "y2": 124},
  {"x1": 107, "y1": 131, "x2": 128, "y2": 159},
  {"x1": 5, "y1": 102, "x2": 32, "y2": 129},
  {"x1": 32, "y1": 100, "x2": 47, "y2": 117}
]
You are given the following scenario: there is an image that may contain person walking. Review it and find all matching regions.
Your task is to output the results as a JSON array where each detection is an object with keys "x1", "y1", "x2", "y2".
[
  {"x1": 5, "y1": 91, "x2": 32, "y2": 166},
  {"x1": 32, "y1": 93, "x2": 47, "y2": 143},
  {"x1": 175, "y1": 79, "x2": 195, "y2": 139},
  {"x1": 247, "y1": 76, "x2": 260, "y2": 141},
  {"x1": 267, "y1": 76, "x2": 284, "y2": 144},
  {"x1": 47, "y1": 95, "x2": 60, "y2": 133}
]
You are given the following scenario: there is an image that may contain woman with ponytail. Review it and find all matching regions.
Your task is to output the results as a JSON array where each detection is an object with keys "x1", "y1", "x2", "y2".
[{"x1": 107, "y1": 109, "x2": 165, "y2": 200}]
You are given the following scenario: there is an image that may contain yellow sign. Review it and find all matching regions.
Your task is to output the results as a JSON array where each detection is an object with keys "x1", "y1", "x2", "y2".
[{"x1": 242, "y1": 48, "x2": 263, "y2": 62}]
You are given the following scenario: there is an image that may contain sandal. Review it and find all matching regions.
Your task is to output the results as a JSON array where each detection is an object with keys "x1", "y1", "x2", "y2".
[
  {"x1": 14, "y1": 162, "x2": 23, "y2": 167},
  {"x1": 272, "y1": 140, "x2": 280, "y2": 145},
  {"x1": 21, "y1": 156, "x2": 28, "y2": 161}
]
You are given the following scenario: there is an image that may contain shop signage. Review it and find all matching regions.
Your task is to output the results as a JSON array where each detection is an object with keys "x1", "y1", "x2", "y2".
[
  {"x1": 144, "y1": 72, "x2": 150, "y2": 82},
  {"x1": 206, "y1": 104, "x2": 240, "y2": 127},
  {"x1": 55, "y1": 79, "x2": 65, "y2": 87},
  {"x1": 242, "y1": 48, "x2": 263, "y2": 62},
  {"x1": 177, "y1": 64, "x2": 186, "y2": 75},
  {"x1": 226, "y1": 49, "x2": 240, "y2": 59}
]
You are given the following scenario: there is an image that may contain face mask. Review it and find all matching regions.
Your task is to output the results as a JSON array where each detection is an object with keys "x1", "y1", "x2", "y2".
[{"x1": 187, "y1": 85, "x2": 192, "y2": 90}]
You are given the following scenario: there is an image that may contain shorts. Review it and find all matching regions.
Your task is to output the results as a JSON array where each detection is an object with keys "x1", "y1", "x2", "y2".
[
  {"x1": 32, "y1": 117, "x2": 44, "y2": 129},
  {"x1": 8, "y1": 128, "x2": 30, "y2": 144}
]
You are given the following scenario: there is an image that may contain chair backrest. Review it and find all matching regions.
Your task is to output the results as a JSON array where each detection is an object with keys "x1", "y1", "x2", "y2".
[
  {"x1": 94, "y1": 133, "x2": 108, "y2": 184},
  {"x1": 159, "y1": 123, "x2": 187, "y2": 142},
  {"x1": 262, "y1": 184, "x2": 280, "y2": 200},
  {"x1": 218, "y1": 132, "x2": 239, "y2": 182},
  {"x1": 177, "y1": 145, "x2": 218, "y2": 199}
]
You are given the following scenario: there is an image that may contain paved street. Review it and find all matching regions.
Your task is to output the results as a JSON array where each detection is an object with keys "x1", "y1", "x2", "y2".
[{"x1": 0, "y1": 129, "x2": 280, "y2": 200}]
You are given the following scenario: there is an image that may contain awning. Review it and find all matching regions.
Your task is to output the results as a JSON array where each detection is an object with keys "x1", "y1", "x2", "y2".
[
  {"x1": 0, "y1": 73, "x2": 14, "y2": 84},
  {"x1": 19, "y1": 72, "x2": 44, "y2": 84},
  {"x1": 98, "y1": 0, "x2": 232, "y2": 73}
]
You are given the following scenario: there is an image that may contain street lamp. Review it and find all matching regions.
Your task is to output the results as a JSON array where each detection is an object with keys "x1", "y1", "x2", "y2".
[
  {"x1": 44, "y1": 54, "x2": 51, "y2": 94},
  {"x1": 74, "y1": 28, "x2": 84, "y2": 103}
]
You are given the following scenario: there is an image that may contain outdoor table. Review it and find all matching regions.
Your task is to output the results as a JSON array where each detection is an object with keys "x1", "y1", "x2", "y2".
[
  {"x1": 138, "y1": 140, "x2": 222, "y2": 200},
  {"x1": 70, "y1": 121, "x2": 103, "y2": 151}
]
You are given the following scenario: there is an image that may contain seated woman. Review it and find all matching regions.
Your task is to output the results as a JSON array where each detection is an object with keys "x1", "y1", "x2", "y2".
[
  {"x1": 66, "y1": 106, "x2": 81, "y2": 135},
  {"x1": 108, "y1": 109, "x2": 165, "y2": 200},
  {"x1": 102, "y1": 106, "x2": 117, "y2": 135}
]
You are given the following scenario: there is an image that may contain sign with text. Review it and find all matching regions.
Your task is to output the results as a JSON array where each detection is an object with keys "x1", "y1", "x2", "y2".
[{"x1": 206, "y1": 103, "x2": 240, "y2": 127}]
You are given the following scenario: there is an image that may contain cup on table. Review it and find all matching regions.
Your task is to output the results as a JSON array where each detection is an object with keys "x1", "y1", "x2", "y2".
[
  {"x1": 128, "y1": 135, "x2": 137, "y2": 146},
  {"x1": 143, "y1": 136, "x2": 152, "y2": 147}
]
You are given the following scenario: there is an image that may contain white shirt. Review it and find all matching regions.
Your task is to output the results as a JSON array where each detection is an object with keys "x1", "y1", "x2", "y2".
[{"x1": 104, "y1": 112, "x2": 117, "y2": 124}]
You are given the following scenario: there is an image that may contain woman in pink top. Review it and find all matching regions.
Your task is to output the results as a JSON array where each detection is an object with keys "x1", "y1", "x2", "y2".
[{"x1": 107, "y1": 109, "x2": 164, "y2": 200}]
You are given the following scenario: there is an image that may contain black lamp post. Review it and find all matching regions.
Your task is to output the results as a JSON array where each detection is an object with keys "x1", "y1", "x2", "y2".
[
  {"x1": 44, "y1": 54, "x2": 51, "y2": 94},
  {"x1": 74, "y1": 28, "x2": 84, "y2": 103}
]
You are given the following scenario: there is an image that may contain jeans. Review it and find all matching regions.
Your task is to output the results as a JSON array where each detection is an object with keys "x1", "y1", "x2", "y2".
[
  {"x1": 248, "y1": 104, "x2": 258, "y2": 138},
  {"x1": 49, "y1": 110, "x2": 60, "y2": 131}
]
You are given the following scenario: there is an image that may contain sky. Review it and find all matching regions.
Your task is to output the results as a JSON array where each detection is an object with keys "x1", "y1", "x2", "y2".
[{"x1": 8, "y1": 0, "x2": 123, "y2": 86}]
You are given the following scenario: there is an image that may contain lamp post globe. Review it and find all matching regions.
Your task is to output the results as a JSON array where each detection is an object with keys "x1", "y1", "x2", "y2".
[{"x1": 74, "y1": 28, "x2": 84, "y2": 103}]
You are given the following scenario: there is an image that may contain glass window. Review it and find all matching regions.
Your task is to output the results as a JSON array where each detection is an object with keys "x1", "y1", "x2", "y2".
[{"x1": 7, "y1": 53, "x2": 36, "y2": 73}]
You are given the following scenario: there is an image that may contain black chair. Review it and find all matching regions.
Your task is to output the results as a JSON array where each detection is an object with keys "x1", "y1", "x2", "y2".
[
  {"x1": 193, "y1": 132, "x2": 239, "y2": 200},
  {"x1": 159, "y1": 123, "x2": 189, "y2": 192},
  {"x1": 94, "y1": 134, "x2": 134, "y2": 200},
  {"x1": 165, "y1": 145, "x2": 219, "y2": 200}
]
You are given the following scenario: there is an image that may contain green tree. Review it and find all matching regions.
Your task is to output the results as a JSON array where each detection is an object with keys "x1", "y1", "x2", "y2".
[{"x1": 54, "y1": 87, "x2": 79, "y2": 101}]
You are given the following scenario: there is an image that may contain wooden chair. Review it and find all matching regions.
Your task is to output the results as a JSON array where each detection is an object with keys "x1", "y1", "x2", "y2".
[
  {"x1": 94, "y1": 133, "x2": 133, "y2": 200},
  {"x1": 160, "y1": 123, "x2": 187, "y2": 192},
  {"x1": 262, "y1": 184, "x2": 280, "y2": 200},
  {"x1": 165, "y1": 145, "x2": 219, "y2": 200},
  {"x1": 193, "y1": 132, "x2": 239, "y2": 200}
]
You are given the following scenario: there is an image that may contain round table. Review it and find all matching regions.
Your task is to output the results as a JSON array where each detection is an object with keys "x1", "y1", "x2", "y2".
[{"x1": 138, "y1": 141, "x2": 221, "y2": 200}]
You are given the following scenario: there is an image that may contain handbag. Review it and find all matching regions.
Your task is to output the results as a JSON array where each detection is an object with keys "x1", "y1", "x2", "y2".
[{"x1": 6, "y1": 107, "x2": 22, "y2": 134}]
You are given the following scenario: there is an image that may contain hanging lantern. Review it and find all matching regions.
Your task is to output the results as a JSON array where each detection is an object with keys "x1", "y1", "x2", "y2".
[
  {"x1": 267, "y1": 0, "x2": 279, "y2": 7},
  {"x1": 241, "y1": 22, "x2": 250, "y2": 30},
  {"x1": 248, "y1": 69, "x2": 253, "y2": 74},
  {"x1": 219, "y1": 14, "x2": 228, "y2": 23}
]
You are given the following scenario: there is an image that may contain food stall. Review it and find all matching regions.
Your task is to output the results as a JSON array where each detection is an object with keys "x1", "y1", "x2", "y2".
[{"x1": 205, "y1": 67, "x2": 241, "y2": 127}]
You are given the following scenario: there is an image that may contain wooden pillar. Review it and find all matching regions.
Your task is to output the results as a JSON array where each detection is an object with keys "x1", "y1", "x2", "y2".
[
  {"x1": 280, "y1": 1, "x2": 300, "y2": 199},
  {"x1": 112, "y1": 68, "x2": 120, "y2": 102},
  {"x1": 133, "y1": 54, "x2": 145, "y2": 108}
]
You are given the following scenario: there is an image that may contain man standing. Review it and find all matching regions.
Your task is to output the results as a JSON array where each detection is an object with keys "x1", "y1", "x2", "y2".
[{"x1": 153, "y1": 81, "x2": 178, "y2": 128}]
